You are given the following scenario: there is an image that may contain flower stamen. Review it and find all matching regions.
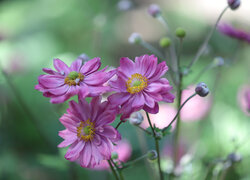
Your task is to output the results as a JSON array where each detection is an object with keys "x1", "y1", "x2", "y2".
[
  {"x1": 65, "y1": 71, "x2": 84, "y2": 86},
  {"x1": 77, "y1": 119, "x2": 95, "y2": 142},
  {"x1": 126, "y1": 73, "x2": 148, "y2": 94}
]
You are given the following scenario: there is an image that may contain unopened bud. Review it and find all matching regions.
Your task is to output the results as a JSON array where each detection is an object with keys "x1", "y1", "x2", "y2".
[
  {"x1": 129, "y1": 112, "x2": 144, "y2": 126},
  {"x1": 213, "y1": 57, "x2": 224, "y2": 67},
  {"x1": 147, "y1": 150, "x2": 158, "y2": 161},
  {"x1": 159, "y1": 37, "x2": 171, "y2": 48},
  {"x1": 128, "y1": 33, "x2": 142, "y2": 44},
  {"x1": 111, "y1": 152, "x2": 119, "y2": 160},
  {"x1": 228, "y1": 0, "x2": 241, "y2": 10},
  {"x1": 155, "y1": 131, "x2": 163, "y2": 140},
  {"x1": 175, "y1": 28, "x2": 186, "y2": 38},
  {"x1": 117, "y1": 0, "x2": 133, "y2": 11},
  {"x1": 227, "y1": 153, "x2": 242, "y2": 163},
  {"x1": 195, "y1": 82, "x2": 209, "y2": 97},
  {"x1": 148, "y1": 4, "x2": 161, "y2": 18},
  {"x1": 78, "y1": 53, "x2": 90, "y2": 63}
]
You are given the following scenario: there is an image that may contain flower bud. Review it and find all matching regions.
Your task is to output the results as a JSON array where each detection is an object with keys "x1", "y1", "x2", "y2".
[
  {"x1": 128, "y1": 33, "x2": 142, "y2": 44},
  {"x1": 117, "y1": 0, "x2": 133, "y2": 11},
  {"x1": 148, "y1": 4, "x2": 161, "y2": 18},
  {"x1": 228, "y1": 0, "x2": 241, "y2": 10},
  {"x1": 213, "y1": 57, "x2": 224, "y2": 67},
  {"x1": 227, "y1": 153, "x2": 242, "y2": 163},
  {"x1": 147, "y1": 150, "x2": 158, "y2": 161},
  {"x1": 77, "y1": 53, "x2": 90, "y2": 63},
  {"x1": 129, "y1": 112, "x2": 144, "y2": 126},
  {"x1": 195, "y1": 82, "x2": 209, "y2": 97},
  {"x1": 159, "y1": 37, "x2": 171, "y2": 48},
  {"x1": 111, "y1": 152, "x2": 119, "y2": 160},
  {"x1": 155, "y1": 131, "x2": 163, "y2": 140},
  {"x1": 175, "y1": 28, "x2": 186, "y2": 38}
]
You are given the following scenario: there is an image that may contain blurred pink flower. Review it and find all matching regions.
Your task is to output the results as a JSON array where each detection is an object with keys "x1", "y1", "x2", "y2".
[
  {"x1": 163, "y1": 141, "x2": 187, "y2": 164},
  {"x1": 218, "y1": 24, "x2": 250, "y2": 43},
  {"x1": 92, "y1": 140, "x2": 132, "y2": 170},
  {"x1": 140, "y1": 104, "x2": 177, "y2": 130},
  {"x1": 181, "y1": 85, "x2": 212, "y2": 122},
  {"x1": 237, "y1": 85, "x2": 250, "y2": 116}
]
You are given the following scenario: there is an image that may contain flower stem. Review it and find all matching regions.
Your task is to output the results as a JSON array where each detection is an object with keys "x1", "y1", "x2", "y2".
[
  {"x1": 136, "y1": 125, "x2": 152, "y2": 136},
  {"x1": 162, "y1": 93, "x2": 197, "y2": 133},
  {"x1": 187, "y1": 6, "x2": 229, "y2": 71},
  {"x1": 146, "y1": 112, "x2": 164, "y2": 180},
  {"x1": 140, "y1": 41, "x2": 165, "y2": 60},
  {"x1": 108, "y1": 160, "x2": 120, "y2": 180},
  {"x1": 122, "y1": 153, "x2": 148, "y2": 169},
  {"x1": 115, "y1": 121, "x2": 123, "y2": 129}
]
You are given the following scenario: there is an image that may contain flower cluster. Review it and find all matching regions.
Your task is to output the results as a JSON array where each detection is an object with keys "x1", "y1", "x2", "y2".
[{"x1": 35, "y1": 54, "x2": 175, "y2": 168}]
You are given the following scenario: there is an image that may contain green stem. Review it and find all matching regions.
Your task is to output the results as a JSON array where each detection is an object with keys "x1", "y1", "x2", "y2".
[
  {"x1": 122, "y1": 153, "x2": 148, "y2": 169},
  {"x1": 162, "y1": 93, "x2": 197, "y2": 133},
  {"x1": 115, "y1": 121, "x2": 123, "y2": 130},
  {"x1": 108, "y1": 160, "x2": 120, "y2": 180},
  {"x1": 146, "y1": 112, "x2": 164, "y2": 180},
  {"x1": 136, "y1": 125, "x2": 152, "y2": 136},
  {"x1": 187, "y1": 6, "x2": 229, "y2": 71},
  {"x1": 140, "y1": 41, "x2": 165, "y2": 60}
]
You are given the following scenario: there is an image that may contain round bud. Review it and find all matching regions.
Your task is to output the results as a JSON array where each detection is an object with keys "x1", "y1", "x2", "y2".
[
  {"x1": 213, "y1": 57, "x2": 224, "y2": 67},
  {"x1": 155, "y1": 131, "x2": 163, "y2": 140},
  {"x1": 175, "y1": 28, "x2": 186, "y2": 38},
  {"x1": 78, "y1": 53, "x2": 90, "y2": 63},
  {"x1": 128, "y1": 33, "x2": 142, "y2": 44},
  {"x1": 195, "y1": 82, "x2": 209, "y2": 97},
  {"x1": 148, "y1": 4, "x2": 161, "y2": 18},
  {"x1": 111, "y1": 152, "x2": 119, "y2": 160},
  {"x1": 159, "y1": 37, "x2": 171, "y2": 48},
  {"x1": 228, "y1": 0, "x2": 241, "y2": 10},
  {"x1": 227, "y1": 153, "x2": 242, "y2": 163},
  {"x1": 147, "y1": 150, "x2": 158, "y2": 161},
  {"x1": 117, "y1": 0, "x2": 133, "y2": 11},
  {"x1": 129, "y1": 112, "x2": 144, "y2": 126}
]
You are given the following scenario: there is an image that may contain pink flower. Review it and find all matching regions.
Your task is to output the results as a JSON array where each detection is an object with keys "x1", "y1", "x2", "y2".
[
  {"x1": 218, "y1": 24, "x2": 250, "y2": 43},
  {"x1": 108, "y1": 55, "x2": 175, "y2": 120},
  {"x1": 181, "y1": 85, "x2": 212, "y2": 122},
  {"x1": 35, "y1": 57, "x2": 114, "y2": 104},
  {"x1": 58, "y1": 96, "x2": 121, "y2": 168},
  {"x1": 140, "y1": 104, "x2": 177, "y2": 130},
  {"x1": 91, "y1": 140, "x2": 132, "y2": 170},
  {"x1": 237, "y1": 85, "x2": 250, "y2": 116}
]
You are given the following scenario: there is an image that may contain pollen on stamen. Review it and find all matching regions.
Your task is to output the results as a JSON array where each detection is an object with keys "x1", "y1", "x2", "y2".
[
  {"x1": 77, "y1": 119, "x2": 95, "y2": 142},
  {"x1": 126, "y1": 73, "x2": 148, "y2": 94}
]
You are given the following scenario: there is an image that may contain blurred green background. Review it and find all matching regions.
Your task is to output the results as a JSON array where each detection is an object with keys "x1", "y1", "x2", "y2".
[{"x1": 0, "y1": 0, "x2": 249, "y2": 179}]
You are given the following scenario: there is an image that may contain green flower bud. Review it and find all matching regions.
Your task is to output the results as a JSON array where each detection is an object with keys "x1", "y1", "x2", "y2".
[
  {"x1": 175, "y1": 28, "x2": 186, "y2": 38},
  {"x1": 147, "y1": 150, "x2": 158, "y2": 161},
  {"x1": 159, "y1": 37, "x2": 171, "y2": 48},
  {"x1": 111, "y1": 152, "x2": 119, "y2": 160}
]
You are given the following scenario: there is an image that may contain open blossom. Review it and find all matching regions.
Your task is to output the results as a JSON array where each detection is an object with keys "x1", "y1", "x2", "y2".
[
  {"x1": 58, "y1": 96, "x2": 121, "y2": 168},
  {"x1": 218, "y1": 24, "x2": 250, "y2": 43},
  {"x1": 92, "y1": 140, "x2": 132, "y2": 170},
  {"x1": 35, "y1": 57, "x2": 114, "y2": 104},
  {"x1": 108, "y1": 55, "x2": 175, "y2": 120}
]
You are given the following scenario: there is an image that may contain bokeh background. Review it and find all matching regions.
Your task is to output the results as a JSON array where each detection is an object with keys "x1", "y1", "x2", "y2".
[{"x1": 0, "y1": 0, "x2": 249, "y2": 179}]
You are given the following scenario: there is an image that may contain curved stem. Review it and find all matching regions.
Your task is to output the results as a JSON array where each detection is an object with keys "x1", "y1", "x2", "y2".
[
  {"x1": 146, "y1": 112, "x2": 164, "y2": 180},
  {"x1": 162, "y1": 93, "x2": 197, "y2": 133},
  {"x1": 108, "y1": 160, "x2": 120, "y2": 180},
  {"x1": 187, "y1": 6, "x2": 229, "y2": 70},
  {"x1": 122, "y1": 153, "x2": 148, "y2": 169},
  {"x1": 115, "y1": 121, "x2": 123, "y2": 129}
]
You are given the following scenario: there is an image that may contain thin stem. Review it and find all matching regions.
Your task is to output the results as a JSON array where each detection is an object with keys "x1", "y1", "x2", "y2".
[
  {"x1": 115, "y1": 121, "x2": 123, "y2": 129},
  {"x1": 145, "y1": 112, "x2": 164, "y2": 180},
  {"x1": 111, "y1": 159, "x2": 125, "y2": 180},
  {"x1": 162, "y1": 93, "x2": 197, "y2": 133},
  {"x1": 187, "y1": 6, "x2": 229, "y2": 70},
  {"x1": 140, "y1": 41, "x2": 166, "y2": 60},
  {"x1": 0, "y1": 63, "x2": 55, "y2": 151},
  {"x1": 136, "y1": 125, "x2": 152, "y2": 136},
  {"x1": 122, "y1": 153, "x2": 148, "y2": 169},
  {"x1": 108, "y1": 160, "x2": 120, "y2": 180}
]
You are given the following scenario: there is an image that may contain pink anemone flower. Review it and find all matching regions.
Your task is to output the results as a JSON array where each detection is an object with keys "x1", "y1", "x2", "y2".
[
  {"x1": 91, "y1": 140, "x2": 132, "y2": 170},
  {"x1": 58, "y1": 96, "x2": 121, "y2": 168},
  {"x1": 108, "y1": 54, "x2": 175, "y2": 120},
  {"x1": 35, "y1": 57, "x2": 115, "y2": 104}
]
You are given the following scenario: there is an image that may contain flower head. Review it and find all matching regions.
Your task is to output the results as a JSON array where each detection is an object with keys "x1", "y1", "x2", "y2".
[
  {"x1": 35, "y1": 57, "x2": 115, "y2": 104},
  {"x1": 218, "y1": 24, "x2": 250, "y2": 43},
  {"x1": 58, "y1": 96, "x2": 121, "y2": 168},
  {"x1": 108, "y1": 55, "x2": 175, "y2": 120},
  {"x1": 148, "y1": 4, "x2": 161, "y2": 18},
  {"x1": 228, "y1": 0, "x2": 241, "y2": 10}
]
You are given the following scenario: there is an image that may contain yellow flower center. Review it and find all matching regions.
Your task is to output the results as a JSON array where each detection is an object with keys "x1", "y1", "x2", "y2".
[
  {"x1": 77, "y1": 119, "x2": 95, "y2": 142},
  {"x1": 64, "y1": 71, "x2": 84, "y2": 86},
  {"x1": 126, "y1": 73, "x2": 148, "y2": 94}
]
